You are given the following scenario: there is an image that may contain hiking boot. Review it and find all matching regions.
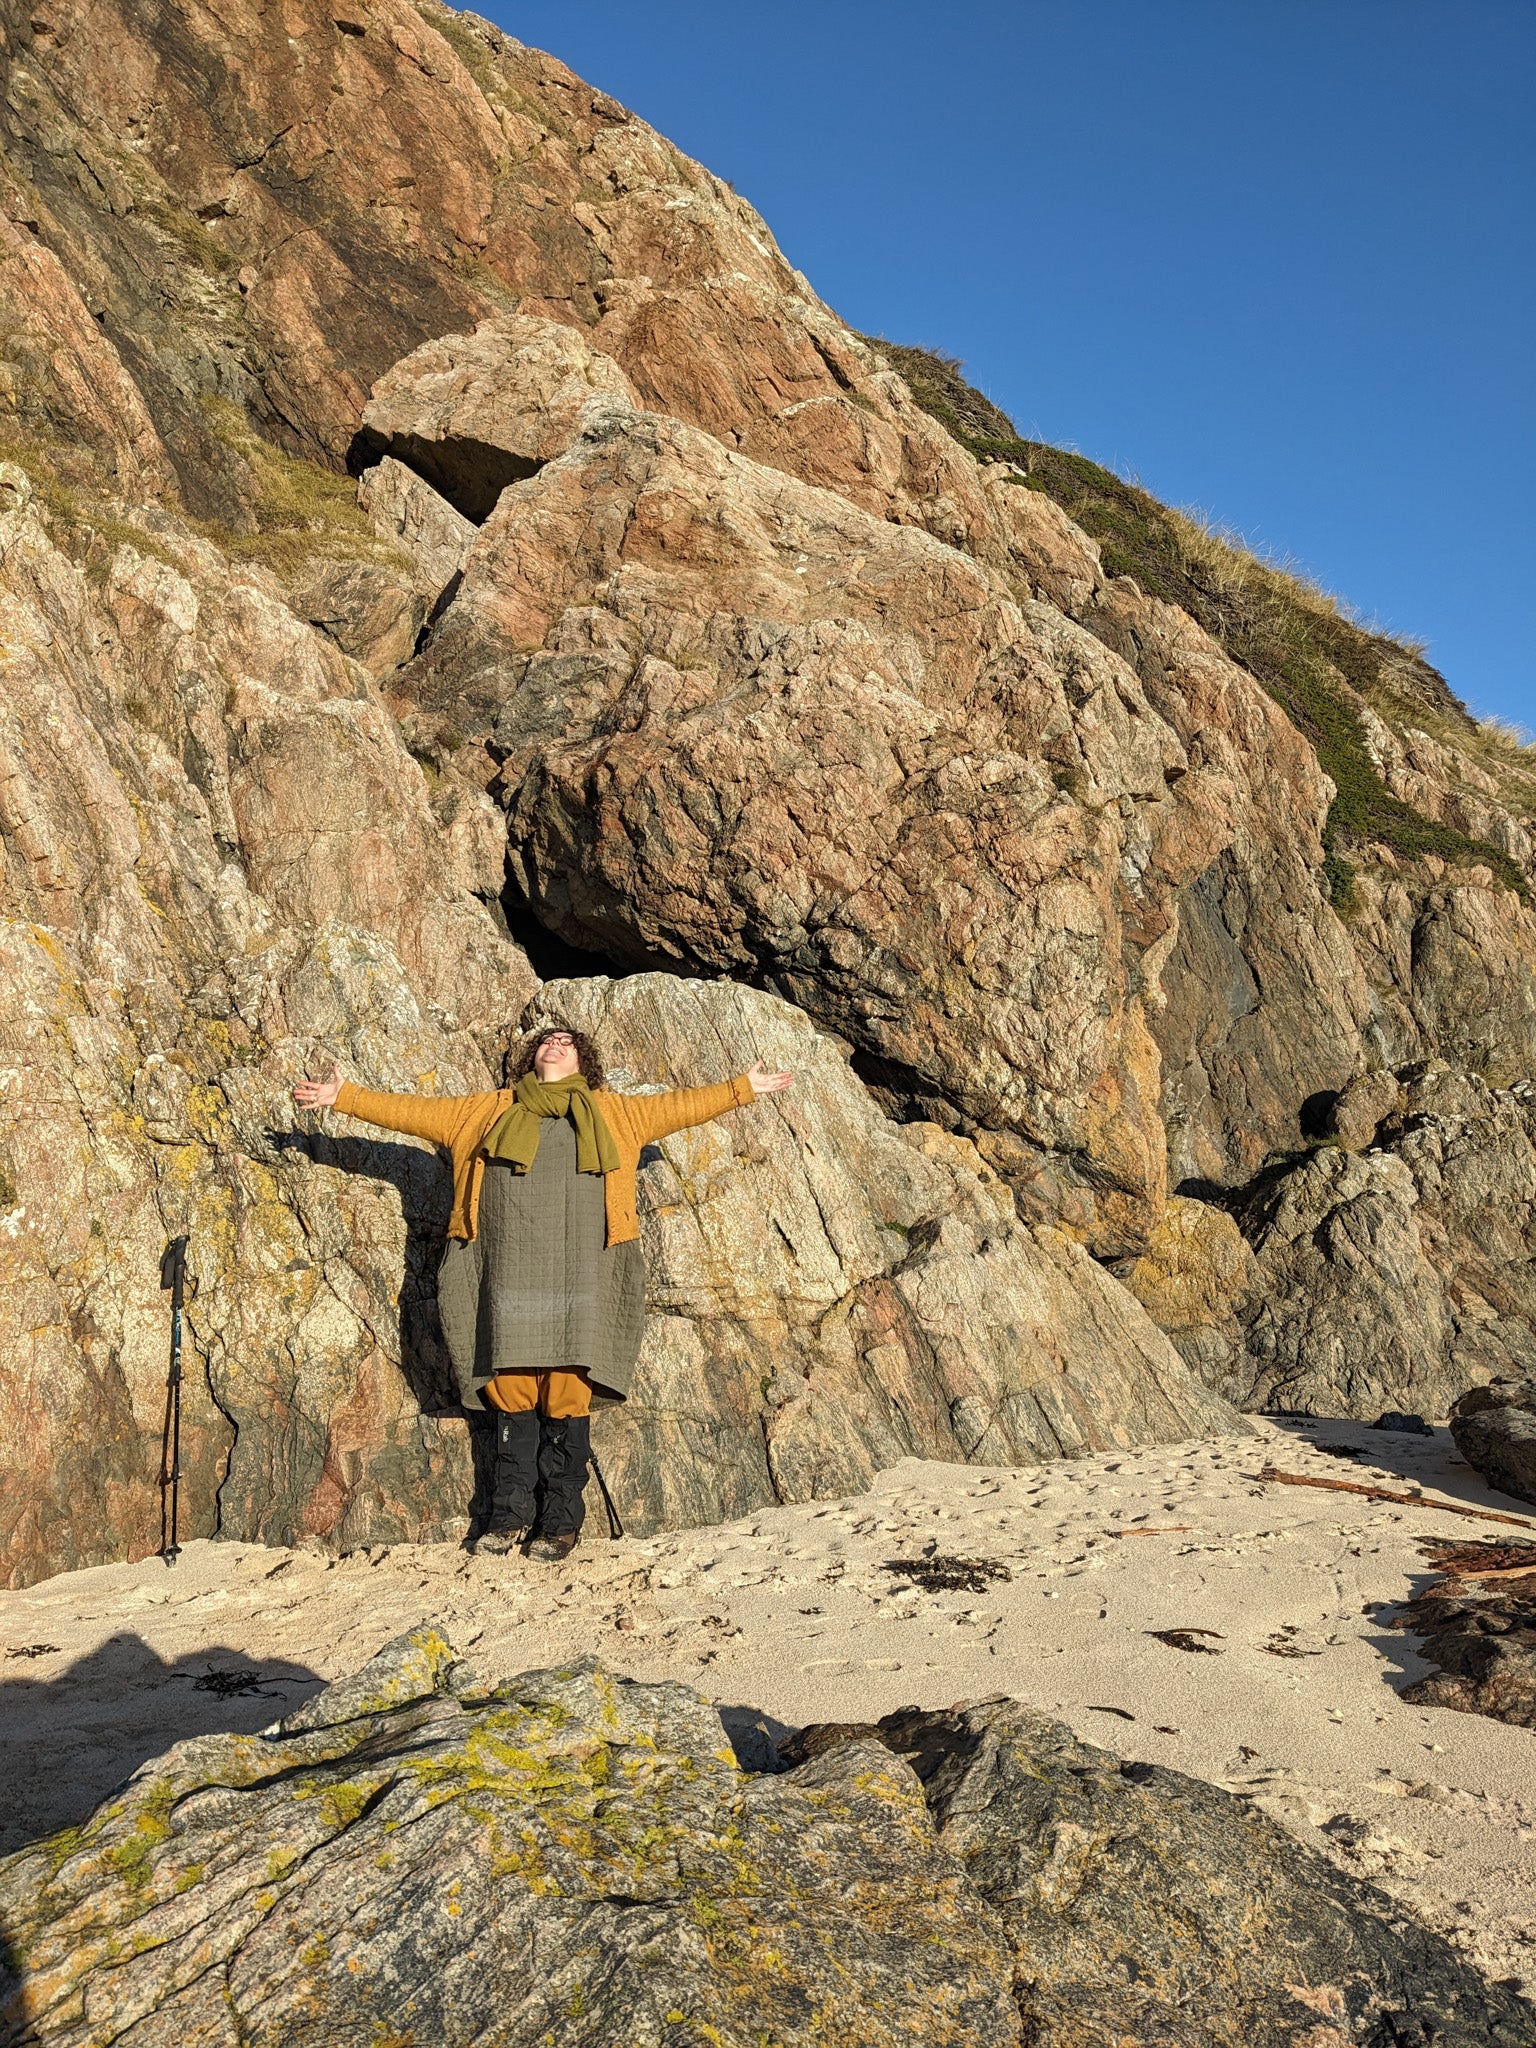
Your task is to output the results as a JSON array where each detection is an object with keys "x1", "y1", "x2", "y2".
[
  {"x1": 527, "y1": 1530, "x2": 580, "y2": 1563},
  {"x1": 472, "y1": 1515, "x2": 530, "y2": 1556}
]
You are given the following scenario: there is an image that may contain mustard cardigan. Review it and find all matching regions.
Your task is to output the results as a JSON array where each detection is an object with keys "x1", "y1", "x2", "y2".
[{"x1": 333, "y1": 1072, "x2": 756, "y2": 1246}]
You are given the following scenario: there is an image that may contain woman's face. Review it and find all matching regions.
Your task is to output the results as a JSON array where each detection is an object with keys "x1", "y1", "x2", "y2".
[{"x1": 532, "y1": 1031, "x2": 581, "y2": 1082}]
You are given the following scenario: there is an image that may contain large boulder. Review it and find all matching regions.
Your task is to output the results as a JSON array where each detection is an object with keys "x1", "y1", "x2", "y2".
[
  {"x1": 801, "y1": 1697, "x2": 1534, "y2": 2046},
  {"x1": 405, "y1": 365, "x2": 1362, "y2": 1253},
  {"x1": 359, "y1": 315, "x2": 641, "y2": 520},
  {"x1": 2, "y1": 1628, "x2": 1527, "y2": 2048},
  {"x1": 1451, "y1": 1379, "x2": 1536, "y2": 1506},
  {"x1": 1234, "y1": 1068, "x2": 1536, "y2": 1417},
  {"x1": 1326, "y1": 1069, "x2": 1402, "y2": 1150},
  {"x1": 292, "y1": 557, "x2": 425, "y2": 674},
  {"x1": 1116, "y1": 1193, "x2": 1258, "y2": 1399},
  {"x1": 356, "y1": 455, "x2": 477, "y2": 604},
  {"x1": 0, "y1": 1629, "x2": 1021, "y2": 2047}
]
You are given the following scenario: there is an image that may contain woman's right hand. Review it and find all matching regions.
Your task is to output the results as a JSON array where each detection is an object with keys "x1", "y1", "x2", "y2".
[{"x1": 294, "y1": 1064, "x2": 343, "y2": 1112}]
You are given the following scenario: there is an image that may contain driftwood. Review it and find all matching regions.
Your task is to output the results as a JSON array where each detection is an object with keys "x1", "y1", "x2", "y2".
[{"x1": 1258, "y1": 1466, "x2": 1536, "y2": 1529}]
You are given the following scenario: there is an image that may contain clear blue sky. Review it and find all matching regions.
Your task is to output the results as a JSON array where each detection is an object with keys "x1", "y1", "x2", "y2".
[{"x1": 484, "y1": 1, "x2": 1534, "y2": 727}]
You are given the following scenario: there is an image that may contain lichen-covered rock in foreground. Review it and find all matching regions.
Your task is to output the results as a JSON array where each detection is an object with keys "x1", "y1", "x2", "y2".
[
  {"x1": 0, "y1": 1628, "x2": 1017, "y2": 2047},
  {"x1": 792, "y1": 1699, "x2": 1535, "y2": 2048},
  {"x1": 4, "y1": 1630, "x2": 1530, "y2": 2048}
]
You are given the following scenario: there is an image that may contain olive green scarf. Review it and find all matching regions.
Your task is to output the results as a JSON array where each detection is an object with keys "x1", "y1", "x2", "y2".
[{"x1": 482, "y1": 1072, "x2": 620, "y2": 1176}]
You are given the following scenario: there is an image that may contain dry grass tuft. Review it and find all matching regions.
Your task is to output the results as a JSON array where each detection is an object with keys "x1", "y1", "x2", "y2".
[
  {"x1": 193, "y1": 401, "x2": 406, "y2": 581},
  {"x1": 1474, "y1": 714, "x2": 1536, "y2": 757}
]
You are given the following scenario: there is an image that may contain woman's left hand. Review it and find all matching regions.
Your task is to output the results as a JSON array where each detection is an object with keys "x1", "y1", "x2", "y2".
[{"x1": 746, "y1": 1059, "x2": 793, "y2": 1095}]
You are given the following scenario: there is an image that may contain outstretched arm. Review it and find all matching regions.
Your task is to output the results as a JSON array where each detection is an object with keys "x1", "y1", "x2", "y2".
[
  {"x1": 629, "y1": 1060, "x2": 793, "y2": 1143},
  {"x1": 293, "y1": 1065, "x2": 487, "y2": 1151}
]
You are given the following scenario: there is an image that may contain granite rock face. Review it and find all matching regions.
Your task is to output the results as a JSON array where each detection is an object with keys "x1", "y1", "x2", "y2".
[
  {"x1": 0, "y1": 0, "x2": 983, "y2": 535},
  {"x1": 0, "y1": 459, "x2": 541, "y2": 1587},
  {"x1": 0, "y1": 1629, "x2": 1022, "y2": 2048},
  {"x1": 813, "y1": 1697, "x2": 1534, "y2": 2047},
  {"x1": 2, "y1": 1628, "x2": 1528, "y2": 2048},
  {"x1": 1451, "y1": 1379, "x2": 1536, "y2": 1506},
  {"x1": 405, "y1": 329, "x2": 1360, "y2": 1253},
  {"x1": 355, "y1": 454, "x2": 477, "y2": 606},
  {"x1": 3, "y1": 0, "x2": 1536, "y2": 1583},
  {"x1": 1234, "y1": 1071, "x2": 1536, "y2": 1417},
  {"x1": 360, "y1": 314, "x2": 642, "y2": 508}
]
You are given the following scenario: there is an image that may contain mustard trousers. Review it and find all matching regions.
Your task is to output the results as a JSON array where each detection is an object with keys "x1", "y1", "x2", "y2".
[{"x1": 483, "y1": 1369, "x2": 592, "y2": 1419}]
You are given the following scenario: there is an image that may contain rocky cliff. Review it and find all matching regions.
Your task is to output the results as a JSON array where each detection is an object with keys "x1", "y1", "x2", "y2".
[{"x1": 2, "y1": 0, "x2": 1534, "y2": 1586}]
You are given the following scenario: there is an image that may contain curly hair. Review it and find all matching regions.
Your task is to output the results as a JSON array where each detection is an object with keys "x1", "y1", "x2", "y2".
[{"x1": 506, "y1": 1024, "x2": 607, "y2": 1093}]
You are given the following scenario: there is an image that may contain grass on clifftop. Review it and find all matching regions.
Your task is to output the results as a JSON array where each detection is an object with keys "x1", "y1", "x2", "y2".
[{"x1": 865, "y1": 340, "x2": 1526, "y2": 903}]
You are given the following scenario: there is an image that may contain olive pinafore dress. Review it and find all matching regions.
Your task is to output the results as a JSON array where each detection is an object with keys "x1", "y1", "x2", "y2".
[{"x1": 436, "y1": 1116, "x2": 647, "y2": 1410}]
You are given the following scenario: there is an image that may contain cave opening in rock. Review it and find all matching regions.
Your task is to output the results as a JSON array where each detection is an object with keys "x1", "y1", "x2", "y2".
[
  {"x1": 848, "y1": 1046, "x2": 966, "y2": 1130},
  {"x1": 498, "y1": 889, "x2": 631, "y2": 983},
  {"x1": 348, "y1": 428, "x2": 541, "y2": 525},
  {"x1": 1298, "y1": 1089, "x2": 1340, "y2": 1140}
]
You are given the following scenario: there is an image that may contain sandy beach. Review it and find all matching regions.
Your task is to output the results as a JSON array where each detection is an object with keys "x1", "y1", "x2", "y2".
[{"x1": 4, "y1": 1414, "x2": 1534, "y2": 1991}]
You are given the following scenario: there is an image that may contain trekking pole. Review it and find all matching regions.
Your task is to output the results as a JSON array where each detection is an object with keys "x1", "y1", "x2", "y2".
[
  {"x1": 159, "y1": 1235, "x2": 189, "y2": 1566},
  {"x1": 589, "y1": 1447, "x2": 625, "y2": 1541}
]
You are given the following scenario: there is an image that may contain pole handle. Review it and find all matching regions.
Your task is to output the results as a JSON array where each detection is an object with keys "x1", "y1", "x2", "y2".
[{"x1": 160, "y1": 1234, "x2": 189, "y2": 1310}]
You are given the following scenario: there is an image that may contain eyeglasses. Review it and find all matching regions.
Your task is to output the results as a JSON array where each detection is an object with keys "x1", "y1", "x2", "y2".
[{"x1": 538, "y1": 1032, "x2": 577, "y2": 1047}]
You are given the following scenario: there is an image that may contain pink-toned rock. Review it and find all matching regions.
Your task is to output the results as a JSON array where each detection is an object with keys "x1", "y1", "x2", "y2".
[
  {"x1": 983, "y1": 469, "x2": 1105, "y2": 616},
  {"x1": 357, "y1": 456, "x2": 476, "y2": 599},
  {"x1": 0, "y1": 469, "x2": 535, "y2": 1587},
  {"x1": 294, "y1": 559, "x2": 424, "y2": 674},
  {"x1": 0, "y1": 214, "x2": 171, "y2": 499},
  {"x1": 409, "y1": 388, "x2": 1357, "y2": 1251},
  {"x1": 1327, "y1": 1070, "x2": 1401, "y2": 1150},
  {"x1": 524, "y1": 974, "x2": 1236, "y2": 1533},
  {"x1": 362, "y1": 315, "x2": 640, "y2": 487},
  {"x1": 2, "y1": 0, "x2": 984, "y2": 539}
]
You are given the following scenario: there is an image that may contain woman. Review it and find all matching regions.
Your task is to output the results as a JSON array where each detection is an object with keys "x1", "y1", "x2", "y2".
[{"x1": 294, "y1": 1028, "x2": 792, "y2": 1560}]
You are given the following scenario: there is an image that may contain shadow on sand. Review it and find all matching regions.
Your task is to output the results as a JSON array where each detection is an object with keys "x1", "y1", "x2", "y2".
[
  {"x1": 1263, "y1": 1414, "x2": 1536, "y2": 1520},
  {"x1": 0, "y1": 1634, "x2": 324, "y2": 1857},
  {"x1": 0, "y1": 1636, "x2": 324, "y2": 2039},
  {"x1": 1261, "y1": 1415, "x2": 1535, "y2": 1712}
]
